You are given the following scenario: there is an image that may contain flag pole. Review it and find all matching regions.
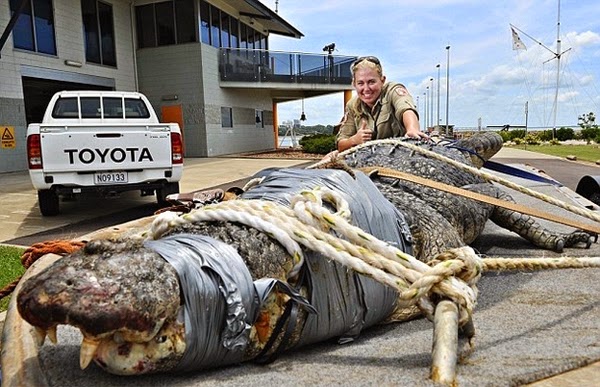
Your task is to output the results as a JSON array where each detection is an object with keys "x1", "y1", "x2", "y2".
[
  {"x1": 510, "y1": 1, "x2": 571, "y2": 140},
  {"x1": 445, "y1": 45, "x2": 450, "y2": 136},
  {"x1": 551, "y1": 0, "x2": 562, "y2": 139}
]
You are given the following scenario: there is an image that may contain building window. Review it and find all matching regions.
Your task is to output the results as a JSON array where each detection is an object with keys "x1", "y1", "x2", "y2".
[
  {"x1": 220, "y1": 12, "x2": 230, "y2": 48},
  {"x1": 200, "y1": 0, "x2": 210, "y2": 44},
  {"x1": 10, "y1": 0, "x2": 56, "y2": 55},
  {"x1": 199, "y1": 0, "x2": 264, "y2": 50},
  {"x1": 255, "y1": 110, "x2": 264, "y2": 128},
  {"x1": 239, "y1": 23, "x2": 247, "y2": 49},
  {"x1": 81, "y1": 0, "x2": 116, "y2": 67},
  {"x1": 136, "y1": 4, "x2": 155, "y2": 48},
  {"x1": 221, "y1": 107, "x2": 233, "y2": 128},
  {"x1": 175, "y1": 0, "x2": 195, "y2": 44},
  {"x1": 230, "y1": 18, "x2": 239, "y2": 48},
  {"x1": 136, "y1": 0, "x2": 196, "y2": 48},
  {"x1": 155, "y1": 2, "x2": 175, "y2": 46},
  {"x1": 209, "y1": 5, "x2": 220, "y2": 48}
]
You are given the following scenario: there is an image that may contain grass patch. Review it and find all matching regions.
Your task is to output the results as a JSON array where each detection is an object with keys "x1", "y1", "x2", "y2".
[
  {"x1": 509, "y1": 143, "x2": 600, "y2": 163},
  {"x1": 0, "y1": 245, "x2": 26, "y2": 312}
]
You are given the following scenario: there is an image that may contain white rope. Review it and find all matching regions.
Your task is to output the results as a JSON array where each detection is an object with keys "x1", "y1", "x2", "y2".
[
  {"x1": 150, "y1": 204, "x2": 306, "y2": 280},
  {"x1": 309, "y1": 138, "x2": 600, "y2": 225},
  {"x1": 149, "y1": 188, "x2": 480, "y2": 325},
  {"x1": 148, "y1": 184, "x2": 600, "y2": 327}
]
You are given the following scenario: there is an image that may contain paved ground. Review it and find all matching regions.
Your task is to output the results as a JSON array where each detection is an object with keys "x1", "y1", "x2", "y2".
[
  {"x1": 1, "y1": 146, "x2": 600, "y2": 386},
  {"x1": 0, "y1": 157, "x2": 315, "y2": 245}
]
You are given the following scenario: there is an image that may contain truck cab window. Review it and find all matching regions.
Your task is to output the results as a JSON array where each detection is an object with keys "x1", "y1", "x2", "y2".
[
  {"x1": 124, "y1": 98, "x2": 151, "y2": 118},
  {"x1": 52, "y1": 98, "x2": 79, "y2": 118},
  {"x1": 103, "y1": 97, "x2": 123, "y2": 118},
  {"x1": 81, "y1": 97, "x2": 101, "y2": 118}
]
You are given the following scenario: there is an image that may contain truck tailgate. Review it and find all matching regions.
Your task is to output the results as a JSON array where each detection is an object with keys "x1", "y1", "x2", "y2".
[{"x1": 40, "y1": 126, "x2": 173, "y2": 172}]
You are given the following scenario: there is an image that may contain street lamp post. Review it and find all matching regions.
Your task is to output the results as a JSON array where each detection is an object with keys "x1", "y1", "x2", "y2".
[
  {"x1": 422, "y1": 92, "x2": 427, "y2": 131},
  {"x1": 445, "y1": 45, "x2": 450, "y2": 136},
  {"x1": 425, "y1": 86, "x2": 429, "y2": 130},
  {"x1": 416, "y1": 95, "x2": 420, "y2": 115},
  {"x1": 436, "y1": 63, "x2": 441, "y2": 127},
  {"x1": 429, "y1": 77, "x2": 434, "y2": 131}
]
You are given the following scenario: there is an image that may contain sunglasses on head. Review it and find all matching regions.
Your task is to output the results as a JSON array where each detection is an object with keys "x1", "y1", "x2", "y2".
[{"x1": 351, "y1": 56, "x2": 381, "y2": 69}]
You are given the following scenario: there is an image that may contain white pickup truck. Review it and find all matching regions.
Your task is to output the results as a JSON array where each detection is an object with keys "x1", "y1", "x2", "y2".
[{"x1": 26, "y1": 90, "x2": 183, "y2": 216}]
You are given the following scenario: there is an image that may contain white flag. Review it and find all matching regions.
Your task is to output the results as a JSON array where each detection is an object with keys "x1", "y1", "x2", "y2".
[{"x1": 511, "y1": 27, "x2": 527, "y2": 50}]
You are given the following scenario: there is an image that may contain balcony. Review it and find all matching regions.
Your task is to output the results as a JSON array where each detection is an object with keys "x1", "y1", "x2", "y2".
[{"x1": 219, "y1": 48, "x2": 356, "y2": 87}]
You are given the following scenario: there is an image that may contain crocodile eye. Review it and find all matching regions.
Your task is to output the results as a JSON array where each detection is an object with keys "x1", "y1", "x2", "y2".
[{"x1": 155, "y1": 335, "x2": 167, "y2": 343}]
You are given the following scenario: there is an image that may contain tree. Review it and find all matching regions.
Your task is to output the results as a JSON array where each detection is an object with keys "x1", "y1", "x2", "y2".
[
  {"x1": 578, "y1": 112, "x2": 597, "y2": 129},
  {"x1": 578, "y1": 112, "x2": 600, "y2": 142}
]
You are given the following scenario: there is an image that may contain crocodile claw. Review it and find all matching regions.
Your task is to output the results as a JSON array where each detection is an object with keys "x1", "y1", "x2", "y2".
[{"x1": 563, "y1": 231, "x2": 596, "y2": 249}]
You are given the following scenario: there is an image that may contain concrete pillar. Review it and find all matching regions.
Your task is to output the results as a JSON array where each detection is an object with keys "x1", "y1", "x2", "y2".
[
  {"x1": 273, "y1": 101, "x2": 278, "y2": 149},
  {"x1": 344, "y1": 90, "x2": 352, "y2": 107}
]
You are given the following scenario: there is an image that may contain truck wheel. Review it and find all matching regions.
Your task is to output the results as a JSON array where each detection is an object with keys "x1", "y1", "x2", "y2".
[
  {"x1": 38, "y1": 189, "x2": 60, "y2": 216},
  {"x1": 157, "y1": 182, "x2": 180, "y2": 205},
  {"x1": 589, "y1": 192, "x2": 600, "y2": 206}
]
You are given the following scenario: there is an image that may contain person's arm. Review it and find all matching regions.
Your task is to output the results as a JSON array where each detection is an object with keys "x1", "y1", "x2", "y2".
[
  {"x1": 337, "y1": 119, "x2": 372, "y2": 151},
  {"x1": 390, "y1": 84, "x2": 428, "y2": 139},
  {"x1": 402, "y1": 110, "x2": 428, "y2": 139}
]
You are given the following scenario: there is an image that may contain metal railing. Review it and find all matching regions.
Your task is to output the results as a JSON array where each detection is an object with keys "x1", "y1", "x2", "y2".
[{"x1": 219, "y1": 48, "x2": 356, "y2": 85}]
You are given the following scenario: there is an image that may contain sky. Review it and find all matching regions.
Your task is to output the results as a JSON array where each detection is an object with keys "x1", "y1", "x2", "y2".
[{"x1": 263, "y1": 0, "x2": 600, "y2": 130}]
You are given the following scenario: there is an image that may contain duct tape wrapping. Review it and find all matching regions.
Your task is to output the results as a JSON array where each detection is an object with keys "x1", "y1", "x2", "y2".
[
  {"x1": 242, "y1": 168, "x2": 413, "y2": 345},
  {"x1": 144, "y1": 234, "x2": 257, "y2": 371},
  {"x1": 144, "y1": 168, "x2": 414, "y2": 370}
]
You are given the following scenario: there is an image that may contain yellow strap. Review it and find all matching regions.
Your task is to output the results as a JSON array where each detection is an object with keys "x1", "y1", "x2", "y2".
[{"x1": 358, "y1": 166, "x2": 600, "y2": 234}]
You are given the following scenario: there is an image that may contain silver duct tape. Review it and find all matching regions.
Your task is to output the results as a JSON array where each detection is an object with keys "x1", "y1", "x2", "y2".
[
  {"x1": 242, "y1": 168, "x2": 409, "y2": 344},
  {"x1": 145, "y1": 234, "x2": 256, "y2": 371}
]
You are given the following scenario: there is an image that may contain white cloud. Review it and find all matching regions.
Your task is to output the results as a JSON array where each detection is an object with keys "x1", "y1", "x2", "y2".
[{"x1": 265, "y1": 0, "x2": 600, "y2": 129}]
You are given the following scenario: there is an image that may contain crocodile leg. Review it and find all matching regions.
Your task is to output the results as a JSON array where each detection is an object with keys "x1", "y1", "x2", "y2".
[{"x1": 467, "y1": 183, "x2": 594, "y2": 252}]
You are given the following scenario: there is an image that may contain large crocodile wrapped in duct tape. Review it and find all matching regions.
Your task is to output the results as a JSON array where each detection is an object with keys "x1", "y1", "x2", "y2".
[
  {"x1": 7, "y1": 132, "x2": 597, "y2": 380},
  {"x1": 15, "y1": 168, "x2": 415, "y2": 375}
]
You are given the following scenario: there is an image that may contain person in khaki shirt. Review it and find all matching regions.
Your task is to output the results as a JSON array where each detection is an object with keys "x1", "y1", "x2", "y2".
[{"x1": 336, "y1": 56, "x2": 428, "y2": 152}]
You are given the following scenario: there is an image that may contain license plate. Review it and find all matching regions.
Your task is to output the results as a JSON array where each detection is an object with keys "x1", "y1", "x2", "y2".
[{"x1": 94, "y1": 171, "x2": 128, "y2": 185}]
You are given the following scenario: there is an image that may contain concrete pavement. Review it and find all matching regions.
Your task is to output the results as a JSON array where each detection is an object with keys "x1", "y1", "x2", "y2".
[{"x1": 0, "y1": 157, "x2": 312, "y2": 244}]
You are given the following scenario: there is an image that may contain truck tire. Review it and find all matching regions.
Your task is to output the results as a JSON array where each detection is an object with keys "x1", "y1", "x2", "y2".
[
  {"x1": 38, "y1": 189, "x2": 60, "y2": 216},
  {"x1": 589, "y1": 192, "x2": 600, "y2": 207},
  {"x1": 575, "y1": 175, "x2": 600, "y2": 207},
  {"x1": 157, "y1": 182, "x2": 180, "y2": 205}
]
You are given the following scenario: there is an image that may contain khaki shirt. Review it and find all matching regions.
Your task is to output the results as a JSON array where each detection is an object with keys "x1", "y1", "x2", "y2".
[{"x1": 336, "y1": 82, "x2": 418, "y2": 145}]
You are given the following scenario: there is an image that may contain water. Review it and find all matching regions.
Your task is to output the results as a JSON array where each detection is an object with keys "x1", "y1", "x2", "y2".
[{"x1": 278, "y1": 135, "x2": 302, "y2": 148}]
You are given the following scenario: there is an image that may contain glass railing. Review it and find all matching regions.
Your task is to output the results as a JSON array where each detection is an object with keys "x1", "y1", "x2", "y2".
[{"x1": 219, "y1": 48, "x2": 356, "y2": 85}]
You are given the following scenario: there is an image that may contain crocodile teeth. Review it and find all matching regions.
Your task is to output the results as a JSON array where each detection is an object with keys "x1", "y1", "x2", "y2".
[
  {"x1": 47, "y1": 326, "x2": 58, "y2": 344},
  {"x1": 33, "y1": 327, "x2": 47, "y2": 346},
  {"x1": 80, "y1": 336, "x2": 100, "y2": 369}
]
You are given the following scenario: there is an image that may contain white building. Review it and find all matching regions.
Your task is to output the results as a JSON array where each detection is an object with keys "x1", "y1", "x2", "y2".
[{"x1": 0, "y1": 0, "x2": 354, "y2": 173}]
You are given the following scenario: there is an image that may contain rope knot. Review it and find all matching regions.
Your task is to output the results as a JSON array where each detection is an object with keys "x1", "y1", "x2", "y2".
[
  {"x1": 290, "y1": 187, "x2": 351, "y2": 230},
  {"x1": 406, "y1": 247, "x2": 482, "y2": 325},
  {"x1": 429, "y1": 246, "x2": 483, "y2": 286}
]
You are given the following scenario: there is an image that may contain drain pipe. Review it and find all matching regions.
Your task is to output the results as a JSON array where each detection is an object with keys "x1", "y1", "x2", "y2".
[{"x1": 130, "y1": 0, "x2": 139, "y2": 91}]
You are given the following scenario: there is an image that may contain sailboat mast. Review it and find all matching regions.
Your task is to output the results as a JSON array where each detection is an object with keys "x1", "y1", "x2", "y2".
[{"x1": 551, "y1": 0, "x2": 562, "y2": 138}]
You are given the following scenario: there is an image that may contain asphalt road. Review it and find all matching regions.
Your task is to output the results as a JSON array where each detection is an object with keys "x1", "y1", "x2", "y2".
[{"x1": 490, "y1": 157, "x2": 600, "y2": 191}]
